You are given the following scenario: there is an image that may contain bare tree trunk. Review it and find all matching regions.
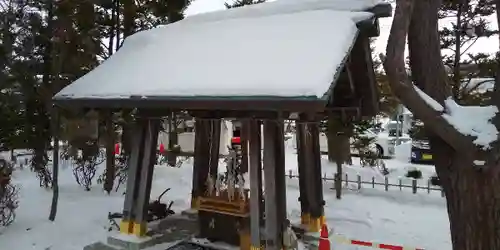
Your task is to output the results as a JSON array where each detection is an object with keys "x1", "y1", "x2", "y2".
[
  {"x1": 103, "y1": 112, "x2": 115, "y2": 193},
  {"x1": 384, "y1": 0, "x2": 500, "y2": 249},
  {"x1": 435, "y1": 152, "x2": 500, "y2": 250},
  {"x1": 49, "y1": 107, "x2": 59, "y2": 221}
]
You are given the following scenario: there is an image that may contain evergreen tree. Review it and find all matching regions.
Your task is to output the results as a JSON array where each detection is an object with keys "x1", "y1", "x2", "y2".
[
  {"x1": 225, "y1": 0, "x2": 266, "y2": 9},
  {"x1": 408, "y1": 0, "x2": 497, "y2": 141}
]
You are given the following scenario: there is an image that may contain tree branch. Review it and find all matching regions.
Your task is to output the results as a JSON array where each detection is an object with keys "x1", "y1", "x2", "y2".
[{"x1": 382, "y1": 0, "x2": 479, "y2": 159}]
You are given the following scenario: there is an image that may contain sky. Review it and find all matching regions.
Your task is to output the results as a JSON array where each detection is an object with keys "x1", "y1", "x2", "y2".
[{"x1": 184, "y1": 0, "x2": 499, "y2": 57}]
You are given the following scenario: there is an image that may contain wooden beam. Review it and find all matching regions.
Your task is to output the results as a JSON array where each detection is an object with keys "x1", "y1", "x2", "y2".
[
  {"x1": 349, "y1": 34, "x2": 379, "y2": 117},
  {"x1": 54, "y1": 97, "x2": 327, "y2": 113}
]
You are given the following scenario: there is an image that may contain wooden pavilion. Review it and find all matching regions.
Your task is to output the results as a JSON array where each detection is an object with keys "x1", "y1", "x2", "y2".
[{"x1": 52, "y1": 1, "x2": 391, "y2": 250}]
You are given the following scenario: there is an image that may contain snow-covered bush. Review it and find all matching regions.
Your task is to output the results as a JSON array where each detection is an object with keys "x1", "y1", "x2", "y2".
[
  {"x1": 430, "y1": 175, "x2": 441, "y2": 186},
  {"x1": 0, "y1": 158, "x2": 18, "y2": 227},
  {"x1": 405, "y1": 168, "x2": 423, "y2": 179},
  {"x1": 71, "y1": 141, "x2": 105, "y2": 191}
]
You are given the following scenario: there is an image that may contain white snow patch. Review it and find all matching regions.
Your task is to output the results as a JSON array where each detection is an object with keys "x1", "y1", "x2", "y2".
[
  {"x1": 442, "y1": 99, "x2": 498, "y2": 149},
  {"x1": 55, "y1": 3, "x2": 374, "y2": 100},
  {"x1": 473, "y1": 160, "x2": 486, "y2": 166},
  {"x1": 2, "y1": 146, "x2": 451, "y2": 250},
  {"x1": 394, "y1": 140, "x2": 412, "y2": 162}
]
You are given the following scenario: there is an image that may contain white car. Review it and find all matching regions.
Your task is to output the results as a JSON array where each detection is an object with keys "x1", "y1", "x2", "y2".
[{"x1": 316, "y1": 129, "x2": 411, "y2": 158}]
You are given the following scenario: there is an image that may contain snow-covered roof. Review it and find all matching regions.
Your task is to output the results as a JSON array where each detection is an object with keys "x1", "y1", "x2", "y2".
[{"x1": 54, "y1": 0, "x2": 389, "y2": 107}]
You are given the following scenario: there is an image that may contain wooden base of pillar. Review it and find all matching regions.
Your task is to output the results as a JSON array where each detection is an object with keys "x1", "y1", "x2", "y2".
[
  {"x1": 191, "y1": 196, "x2": 199, "y2": 209},
  {"x1": 300, "y1": 213, "x2": 310, "y2": 226},
  {"x1": 119, "y1": 220, "x2": 132, "y2": 234},
  {"x1": 119, "y1": 220, "x2": 148, "y2": 237},
  {"x1": 308, "y1": 216, "x2": 325, "y2": 232},
  {"x1": 240, "y1": 229, "x2": 251, "y2": 250}
]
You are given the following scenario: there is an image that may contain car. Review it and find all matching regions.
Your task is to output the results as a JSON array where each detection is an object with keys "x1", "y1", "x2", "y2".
[{"x1": 410, "y1": 140, "x2": 433, "y2": 164}]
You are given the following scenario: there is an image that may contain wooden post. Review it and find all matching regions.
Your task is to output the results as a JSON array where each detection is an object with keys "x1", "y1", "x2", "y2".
[
  {"x1": 412, "y1": 179, "x2": 417, "y2": 194},
  {"x1": 295, "y1": 118, "x2": 310, "y2": 227},
  {"x1": 274, "y1": 119, "x2": 287, "y2": 238},
  {"x1": 133, "y1": 118, "x2": 160, "y2": 237},
  {"x1": 167, "y1": 112, "x2": 178, "y2": 167},
  {"x1": 334, "y1": 132, "x2": 344, "y2": 199},
  {"x1": 263, "y1": 120, "x2": 282, "y2": 250},
  {"x1": 121, "y1": 119, "x2": 146, "y2": 235},
  {"x1": 307, "y1": 119, "x2": 324, "y2": 232},
  {"x1": 104, "y1": 111, "x2": 116, "y2": 193},
  {"x1": 191, "y1": 118, "x2": 211, "y2": 209},
  {"x1": 240, "y1": 121, "x2": 250, "y2": 173},
  {"x1": 209, "y1": 119, "x2": 221, "y2": 179},
  {"x1": 249, "y1": 120, "x2": 263, "y2": 249}
]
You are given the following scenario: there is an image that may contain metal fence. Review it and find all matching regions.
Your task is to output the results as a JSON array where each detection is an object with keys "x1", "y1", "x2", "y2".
[{"x1": 286, "y1": 170, "x2": 445, "y2": 197}]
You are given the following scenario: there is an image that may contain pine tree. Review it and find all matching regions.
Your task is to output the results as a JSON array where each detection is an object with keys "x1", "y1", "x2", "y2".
[{"x1": 225, "y1": 0, "x2": 266, "y2": 9}]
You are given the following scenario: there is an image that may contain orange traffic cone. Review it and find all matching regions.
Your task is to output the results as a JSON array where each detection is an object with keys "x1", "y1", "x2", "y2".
[{"x1": 318, "y1": 224, "x2": 331, "y2": 250}]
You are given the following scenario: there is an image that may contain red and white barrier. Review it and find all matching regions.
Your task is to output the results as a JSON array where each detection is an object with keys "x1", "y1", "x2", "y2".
[{"x1": 330, "y1": 234, "x2": 424, "y2": 250}]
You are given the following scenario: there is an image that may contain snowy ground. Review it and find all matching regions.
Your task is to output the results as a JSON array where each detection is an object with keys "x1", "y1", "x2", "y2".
[{"x1": 0, "y1": 144, "x2": 451, "y2": 250}]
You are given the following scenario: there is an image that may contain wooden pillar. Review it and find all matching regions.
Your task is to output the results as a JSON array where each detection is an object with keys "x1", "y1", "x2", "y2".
[
  {"x1": 249, "y1": 120, "x2": 263, "y2": 250},
  {"x1": 263, "y1": 119, "x2": 287, "y2": 250},
  {"x1": 121, "y1": 119, "x2": 145, "y2": 235},
  {"x1": 240, "y1": 121, "x2": 250, "y2": 173},
  {"x1": 295, "y1": 118, "x2": 310, "y2": 227},
  {"x1": 209, "y1": 119, "x2": 221, "y2": 178},
  {"x1": 133, "y1": 118, "x2": 160, "y2": 236},
  {"x1": 305, "y1": 119, "x2": 325, "y2": 232},
  {"x1": 120, "y1": 117, "x2": 160, "y2": 237},
  {"x1": 167, "y1": 112, "x2": 178, "y2": 167},
  {"x1": 274, "y1": 120, "x2": 287, "y2": 235},
  {"x1": 191, "y1": 118, "x2": 211, "y2": 209}
]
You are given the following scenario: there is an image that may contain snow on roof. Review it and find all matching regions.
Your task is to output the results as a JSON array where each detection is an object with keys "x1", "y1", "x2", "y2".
[
  {"x1": 54, "y1": 0, "x2": 380, "y2": 101},
  {"x1": 182, "y1": 0, "x2": 386, "y2": 25}
]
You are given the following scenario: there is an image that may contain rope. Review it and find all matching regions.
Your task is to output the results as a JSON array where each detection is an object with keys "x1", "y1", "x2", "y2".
[{"x1": 133, "y1": 116, "x2": 325, "y2": 126}]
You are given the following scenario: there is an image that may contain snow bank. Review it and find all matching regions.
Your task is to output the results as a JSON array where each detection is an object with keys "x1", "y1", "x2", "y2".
[
  {"x1": 55, "y1": 1, "x2": 375, "y2": 100},
  {"x1": 394, "y1": 140, "x2": 411, "y2": 162}
]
